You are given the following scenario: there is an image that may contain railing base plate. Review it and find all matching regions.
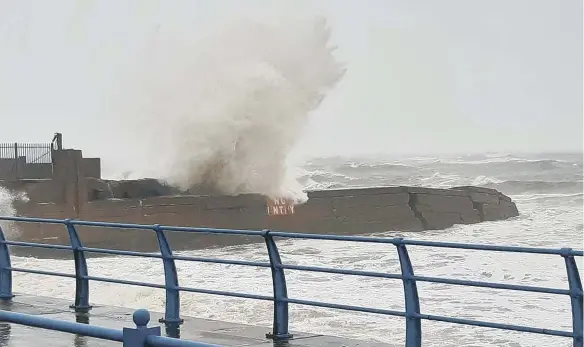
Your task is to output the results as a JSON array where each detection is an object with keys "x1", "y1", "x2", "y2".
[
  {"x1": 159, "y1": 317, "x2": 184, "y2": 325},
  {"x1": 266, "y1": 332, "x2": 294, "y2": 341},
  {"x1": 69, "y1": 304, "x2": 92, "y2": 313}
]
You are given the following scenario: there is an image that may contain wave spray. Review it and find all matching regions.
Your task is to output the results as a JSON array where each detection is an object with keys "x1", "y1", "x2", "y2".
[{"x1": 119, "y1": 17, "x2": 345, "y2": 202}]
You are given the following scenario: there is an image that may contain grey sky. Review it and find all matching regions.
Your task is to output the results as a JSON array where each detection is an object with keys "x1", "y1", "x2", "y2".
[{"x1": 0, "y1": 0, "x2": 582, "y2": 162}]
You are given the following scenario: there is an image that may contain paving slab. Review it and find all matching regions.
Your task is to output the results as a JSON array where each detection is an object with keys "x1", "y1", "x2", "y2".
[{"x1": 0, "y1": 294, "x2": 392, "y2": 347}]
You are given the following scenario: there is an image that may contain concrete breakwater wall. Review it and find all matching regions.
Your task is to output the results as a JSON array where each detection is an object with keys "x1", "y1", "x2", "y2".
[
  {"x1": 7, "y1": 185, "x2": 519, "y2": 253},
  {"x1": 0, "y1": 147, "x2": 519, "y2": 253}
]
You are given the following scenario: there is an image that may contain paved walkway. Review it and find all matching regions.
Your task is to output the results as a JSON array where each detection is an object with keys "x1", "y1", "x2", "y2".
[{"x1": 0, "y1": 294, "x2": 391, "y2": 347}]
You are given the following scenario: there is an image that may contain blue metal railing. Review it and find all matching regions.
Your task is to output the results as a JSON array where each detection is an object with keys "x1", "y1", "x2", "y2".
[
  {"x1": 0, "y1": 216, "x2": 582, "y2": 347},
  {"x1": 0, "y1": 306, "x2": 221, "y2": 346}
]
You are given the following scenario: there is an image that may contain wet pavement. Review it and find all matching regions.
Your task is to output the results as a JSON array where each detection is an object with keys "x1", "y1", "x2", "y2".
[{"x1": 0, "y1": 294, "x2": 389, "y2": 346}]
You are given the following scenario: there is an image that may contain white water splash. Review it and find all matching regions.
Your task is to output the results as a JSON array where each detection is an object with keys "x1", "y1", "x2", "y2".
[
  {"x1": 0, "y1": 186, "x2": 28, "y2": 238},
  {"x1": 115, "y1": 17, "x2": 345, "y2": 203}
]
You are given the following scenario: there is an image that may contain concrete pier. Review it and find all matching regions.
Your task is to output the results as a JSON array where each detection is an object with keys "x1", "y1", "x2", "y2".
[{"x1": 0, "y1": 294, "x2": 389, "y2": 347}]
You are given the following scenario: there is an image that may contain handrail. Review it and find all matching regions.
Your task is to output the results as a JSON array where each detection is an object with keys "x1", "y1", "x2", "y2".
[
  {"x1": 0, "y1": 307, "x2": 222, "y2": 347},
  {"x1": 0, "y1": 216, "x2": 582, "y2": 347}
]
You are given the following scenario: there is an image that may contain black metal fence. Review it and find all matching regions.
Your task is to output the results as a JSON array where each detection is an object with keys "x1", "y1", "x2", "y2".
[{"x1": 0, "y1": 142, "x2": 54, "y2": 180}]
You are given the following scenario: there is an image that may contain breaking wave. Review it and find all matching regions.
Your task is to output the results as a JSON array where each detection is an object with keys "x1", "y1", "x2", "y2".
[
  {"x1": 298, "y1": 152, "x2": 583, "y2": 195},
  {"x1": 114, "y1": 17, "x2": 345, "y2": 203},
  {"x1": 482, "y1": 180, "x2": 583, "y2": 195}
]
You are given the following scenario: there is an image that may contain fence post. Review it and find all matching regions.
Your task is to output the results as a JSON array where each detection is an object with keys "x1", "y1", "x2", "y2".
[
  {"x1": 65, "y1": 220, "x2": 92, "y2": 312},
  {"x1": 262, "y1": 230, "x2": 292, "y2": 340},
  {"x1": 123, "y1": 309, "x2": 161, "y2": 347},
  {"x1": 560, "y1": 248, "x2": 583, "y2": 347},
  {"x1": 153, "y1": 225, "x2": 182, "y2": 337},
  {"x1": 13, "y1": 143, "x2": 18, "y2": 179},
  {"x1": 0, "y1": 226, "x2": 13, "y2": 300},
  {"x1": 396, "y1": 239, "x2": 421, "y2": 347}
]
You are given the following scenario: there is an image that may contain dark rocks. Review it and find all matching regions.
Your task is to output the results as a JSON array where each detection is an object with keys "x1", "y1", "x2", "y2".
[{"x1": 106, "y1": 179, "x2": 177, "y2": 199}]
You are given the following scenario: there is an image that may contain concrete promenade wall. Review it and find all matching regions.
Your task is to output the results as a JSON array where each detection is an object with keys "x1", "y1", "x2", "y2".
[{"x1": 9, "y1": 185, "x2": 519, "y2": 253}]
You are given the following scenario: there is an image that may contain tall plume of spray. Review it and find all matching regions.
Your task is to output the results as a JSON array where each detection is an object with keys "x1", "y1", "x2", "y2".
[{"x1": 118, "y1": 17, "x2": 345, "y2": 202}]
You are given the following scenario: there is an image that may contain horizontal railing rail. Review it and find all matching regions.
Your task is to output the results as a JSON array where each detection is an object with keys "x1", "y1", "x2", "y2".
[
  {"x1": 0, "y1": 307, "x2": 222, "y2": 347},
  {"x1": 0, "y1": 216, "x2": 581, "y2": 347}
]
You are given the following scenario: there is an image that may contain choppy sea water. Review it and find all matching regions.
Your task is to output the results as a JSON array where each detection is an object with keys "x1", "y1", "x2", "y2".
[{"x1": 10, "y1": 152, "x2": 584, "y2": 346}]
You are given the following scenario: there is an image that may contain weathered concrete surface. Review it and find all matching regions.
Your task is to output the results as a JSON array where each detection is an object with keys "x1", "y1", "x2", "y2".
[
  {"x1": 0, "y1": 294, "x2": 388, "y2": 347},
  {"x1": 1, "y1": 146, "x2": 520, "y2": 246},
  {"x1": 3, "y1": 183, "x2": 520, "y2": 256},
  {"x1": 1, "y1": 149, "x2": 519, "y2": 254}
]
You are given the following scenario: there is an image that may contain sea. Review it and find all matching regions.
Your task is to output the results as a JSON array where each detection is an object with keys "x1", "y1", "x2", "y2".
[{"x1": 9, "y1": 152, "x2": 584, "y2": 347}]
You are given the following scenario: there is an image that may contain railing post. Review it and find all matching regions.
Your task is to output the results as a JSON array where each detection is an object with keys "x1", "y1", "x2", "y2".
[
  {"x1": 153, "y1": 225, "x2": 182, "y2": 337},
  {"x1": 262, "y1": 230, "x2": 293, "y2": 340},
  {"x1": 73, "y1": 313, "x2": 89, "y2": 347},
  {"x1": 560, "y1": 248, "x2": 583, "y2": 347},
  {"x1": 123, "y1": 309, "x2": 161, "y2": 347},
  {"x1": 396, "y1": 239, "x2": 421, "y2": 347},
  {"x1": 65, "y1": 220, "x2": 92, "y2": 312},
  {"x1": 0, "y1": 226, "x2": 13, "y2": 300},
  {"x1": 13, "y1": 143, "x2": 18, "y2": 179}
]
